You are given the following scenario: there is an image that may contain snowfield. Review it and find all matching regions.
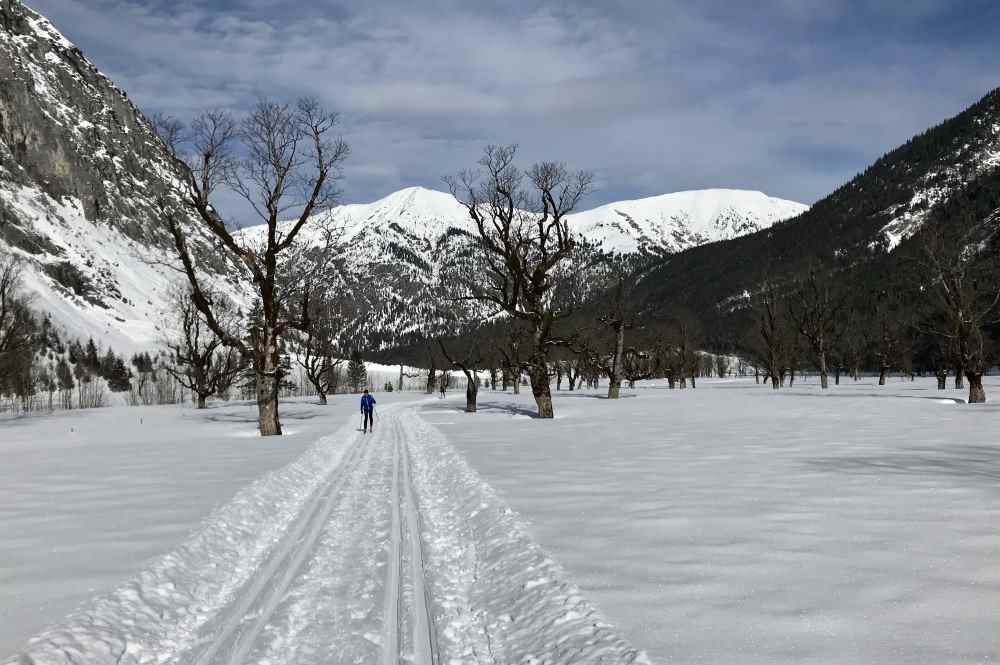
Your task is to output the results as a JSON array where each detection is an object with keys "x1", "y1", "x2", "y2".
[
  {"x1": 421, "y1": 378, "x2": 1000, "y2": 664},
  {"x1": 2, "y1": 378, "x2": 999, "y2": 663}
]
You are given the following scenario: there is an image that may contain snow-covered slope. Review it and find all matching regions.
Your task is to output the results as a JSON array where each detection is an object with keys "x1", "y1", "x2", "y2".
[
  {"x1": 878, "y1": 100, "x2": 1000, "y2": 248},
  {"x1": 570, "y1": 188, "x2": 807, "y2": 255},
  {"x1": 0, "y1": 0, "x2": 235, "y2": 354},
  {"x1": 235, "y1": 186, "x2": 806, "y2": 347}
]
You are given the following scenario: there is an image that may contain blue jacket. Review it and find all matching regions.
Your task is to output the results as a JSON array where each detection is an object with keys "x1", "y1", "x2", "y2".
[{"x1": 360, "y1": 394, "x2": 376, "y2": 412}]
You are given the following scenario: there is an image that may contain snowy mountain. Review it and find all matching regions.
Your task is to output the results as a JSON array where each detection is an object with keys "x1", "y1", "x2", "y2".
[
  {"x1": 569, "y1": 189, "x2": 807, "y2": 255},
  {"x1": 235, "y1": 185, "x2": 805, "y2": 348},
  {"x1": 878, "y1": 94, "x2": 1000, "y2": 249},
  {"x1": 635, "y1": 87, "x2": 1000, "y2": 325}
]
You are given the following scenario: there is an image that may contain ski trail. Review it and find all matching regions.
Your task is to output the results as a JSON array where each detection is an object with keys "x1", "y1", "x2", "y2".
[
  {"x1": 400, "y1": 419, "x2": 439, "y2": 665},
  {"x1": 188, "y1": 422, "x2": 382, "y2": 665},
  {"x1": 381, "y1": 414, "x2": 438, "y2": 665},
  {"x1": 382, "y1": 422, "x2": 402, "y2": 665}
]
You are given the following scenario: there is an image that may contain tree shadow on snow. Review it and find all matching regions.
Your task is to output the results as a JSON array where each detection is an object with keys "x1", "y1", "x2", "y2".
[
  {"x1": 422, "y1": 400, "x2": 543, "y2": 419},
  {"x1": 806, "y1": 444, "x2": 1000, "y2": 483},
  {"x1": 196, "y1": 410, "x2": 322, "y2": 425},
  {"x1": 554, "y1": 392, "x2": 638, "y2": 400}
]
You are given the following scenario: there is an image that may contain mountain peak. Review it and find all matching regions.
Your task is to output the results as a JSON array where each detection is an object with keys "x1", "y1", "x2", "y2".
[{"x1": 569, "y1": 188, "x2": 809, "y2": 255}]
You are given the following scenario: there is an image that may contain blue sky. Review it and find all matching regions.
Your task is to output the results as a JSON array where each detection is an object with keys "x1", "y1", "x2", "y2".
[{"x1": 28, "y1": 0, "x2": 1000, "y2": 211}]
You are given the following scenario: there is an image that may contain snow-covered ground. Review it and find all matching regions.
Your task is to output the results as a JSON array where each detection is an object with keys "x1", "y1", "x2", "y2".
[
  {"x1": 420, "y1": 377, "x2": 1000, "y2": 664},
  {"x1": 0, "y1": 395, "x2": 416, "y2": 656},
  {"x1": 3, "y1": 378, "x2": 998, "y2": 663},
  {"x1": 2, "y1": 393, "x2": 646, "y2": 664}
]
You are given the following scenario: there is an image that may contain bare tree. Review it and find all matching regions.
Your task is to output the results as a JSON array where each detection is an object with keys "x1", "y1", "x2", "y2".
[
  {"x1": 438, "y1": 338, "x2": 482, "y2": 413},
  {"x1": 160, "y1": 98, "x2": 349, "y2": 435},
  {"x1": 296, "y1": 287, "x2": 349, "y2": 404},
  {"x1": 873, "y1": 295, "x2": 900, "y2": 386},
  {"x1": 659, "y1": 314, "x2": 701, "y2": 389},
  {"x1": 594, "y1": 265, "x2": 646, "y2": 399},
  {"x1": 788, "y1": 266, "x2": 843, "y2": 389},
  {"x1": 0, "y1": 254, "x2": 35, "y2": 379},
  {"x1": 919, "y1": 230, "x2": 999, "y2": 403},
  {"x1": 447, "y1": 145, "x2": 592, "y2": 418},
  {"x1": 748, "y1": 280, "x2": 791, "y2": 389},
  {"x1": 162, "y1": 286, "x2": 242, "y2": 408}
]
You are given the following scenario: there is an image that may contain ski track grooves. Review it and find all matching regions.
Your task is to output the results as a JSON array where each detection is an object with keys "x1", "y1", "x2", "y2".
[
  {"x1": 8, "y1": 404, "x2": 649, "y2": 665},
  {"x1": 190, "y1": 422, "x2": 379, "y2": 665},
  {"x1": 383, "y1": 415, "x2": 438, "y2": 665}
]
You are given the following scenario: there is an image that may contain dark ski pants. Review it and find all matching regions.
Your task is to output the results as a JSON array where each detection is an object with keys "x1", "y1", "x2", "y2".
[{"x1": 363, "y1": 410, "x2": 374, "y2": 431}]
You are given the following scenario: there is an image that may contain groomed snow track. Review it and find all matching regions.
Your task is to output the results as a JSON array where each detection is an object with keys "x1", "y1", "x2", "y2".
[{"x1": 5, "y1": 406, "x2": 649, "y2": 665}]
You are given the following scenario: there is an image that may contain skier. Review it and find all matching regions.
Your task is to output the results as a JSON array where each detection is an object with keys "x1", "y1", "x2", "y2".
[{"x1": 360, "y1": 389, "x2": 376, "y2": 433}]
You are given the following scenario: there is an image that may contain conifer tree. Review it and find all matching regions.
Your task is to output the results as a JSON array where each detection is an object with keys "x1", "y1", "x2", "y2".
[{"x1": 347, "y1": 350, "x2": 367, "y2": 393}]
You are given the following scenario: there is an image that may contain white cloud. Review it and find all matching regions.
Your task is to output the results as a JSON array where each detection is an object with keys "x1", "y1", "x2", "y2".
[{"x1": 24, "y1": 0, "x2": 999, "y2": 223}]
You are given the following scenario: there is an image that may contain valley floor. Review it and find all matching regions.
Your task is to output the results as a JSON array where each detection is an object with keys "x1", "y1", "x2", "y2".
[
  {"x1": 425, "y1": 377, "x2": 1000, "y2": 664},
  {"x1": 2, "y1": 378, "x2": 999, "y2": 663}
]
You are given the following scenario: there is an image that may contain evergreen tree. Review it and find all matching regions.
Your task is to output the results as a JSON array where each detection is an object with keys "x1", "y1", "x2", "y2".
[
  {"x1": 56, "y1": 357, "x2": 74, "y2": 394},
  {"x1": 108, "y1": 357, "x2": 132, "y2": 392},
  {"x1": 68, "y1": 340, "x2": 83, "y2": 365},
  {"x1": 347, "y1": 350, "x2": 367, "y2": 393},
  {"x1": 99, "y1": 348, "x2": 117, "y2": 380},
  {"x1": 84, "y1": 338, "x2": 99, "y2": 372}
]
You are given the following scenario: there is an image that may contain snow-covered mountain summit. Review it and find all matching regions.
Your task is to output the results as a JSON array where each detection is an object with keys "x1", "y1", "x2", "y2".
[
  {"x1": 570, "y1": 189, "x2": 808, "y2": 255},
  {"x1": 234, "y1": 186, "x2": 807, "y2": 348},
  {"x1": 253, "y1": 185, "x2": 807, "y2": 257}
]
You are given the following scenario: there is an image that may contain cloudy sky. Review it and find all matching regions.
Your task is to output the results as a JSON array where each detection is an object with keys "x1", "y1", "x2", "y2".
[{"x1": 29, "y1": 0, "x2": 1000, "y2": 211}]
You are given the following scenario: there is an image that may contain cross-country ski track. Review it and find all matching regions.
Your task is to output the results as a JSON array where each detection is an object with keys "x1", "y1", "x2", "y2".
[{"x1": 6, "y1": 404, "x2": 649, "y2": 665}]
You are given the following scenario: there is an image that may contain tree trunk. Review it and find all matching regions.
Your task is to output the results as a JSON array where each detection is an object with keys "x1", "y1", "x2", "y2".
[
  {"x1": 608, "y1": 380, "x2": 621, "y2": 399},
  {"x1": 878, "y1": 366, "x2": 887, "y2": 386},
  {"x1": 196, "y1": 393, "x2": 207, "y2": 409},
  {"x1": 512, "y1": 370, "x2": 520, "y2": 395},
  {"x1": 465, "y1": 374, "x2": 478, "y2": 413},
  {"x1": 529, "y1": 364, "x2": 553, "y2": 418},
  {"x1": 607, "y1": 322, "x2": 625, "y2": 399},
  {"x1": 690, "y1": 374, "x2": 696, "y2": 389},
  {"x1": 771, "y1": 374, "x2": 779, "y2": 390},
  {"x1": 256, "y1": 351, "x2": 282, "y2": 436},
  {"x1": 936, "y1": 370, "x2": 947, "y2": 390},
  {"x1": 317, "y1": 391, "x2": 327, "y2": 405},
  {"x1": 954, "y1": 367, "x2": 964, "y2": 390},
  {"x1": 819, "y1": 351, "x2": 829, "y2": 389},
  {"x1": 489, "y1": 367, "x2": 498, "y2": 391},
  {"x1": 967, "y1": 372, "x2": 985, "y2": 403},
  {"x1": 834, "y1": 365, "x2": 840, "y2": 386},
  {"x1": 426, "y1": 365, "x2": 436, "y2": 394},
  {"x1": 556, "y1": 366, "x2": 563, "y2": 391},
  {"x1": 668, "y1": 375, "x2": 675, "y2": 389},
  {"x1": 398, "y1": 365, "x2": 404, "y2": 392}
]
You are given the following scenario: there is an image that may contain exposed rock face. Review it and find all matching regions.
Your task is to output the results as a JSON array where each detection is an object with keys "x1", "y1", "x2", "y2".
[
  {"x1": 0, "y1": 0, "x2": 180, "y2": 241},
  {"x1": 0, "y1": 1, "x2": 228, "y2": 351}
]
